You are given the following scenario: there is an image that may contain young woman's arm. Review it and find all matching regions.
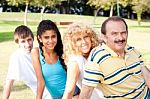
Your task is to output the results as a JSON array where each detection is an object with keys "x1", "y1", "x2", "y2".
[
  {"x1": 62, "y1": 61, "x2": 80, "y2": 99},
  {"x1": 31, "y1": 48, "x2": 45, "y2": 99}
]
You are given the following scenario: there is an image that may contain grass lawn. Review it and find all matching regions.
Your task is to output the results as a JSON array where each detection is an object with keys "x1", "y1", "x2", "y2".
[{"x1": 0, "y1": 12, "x2": 150, "y2": 99}]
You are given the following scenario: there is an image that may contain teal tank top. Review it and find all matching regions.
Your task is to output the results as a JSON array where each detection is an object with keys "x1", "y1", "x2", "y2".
[{"x1": 39, "y1": 49, "x2": 67, "y2": 97}]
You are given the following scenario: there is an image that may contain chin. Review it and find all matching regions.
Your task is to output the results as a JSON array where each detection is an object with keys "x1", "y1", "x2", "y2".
[{"x1": 82, "y1": 50, "x2": 89, "y2": 54}]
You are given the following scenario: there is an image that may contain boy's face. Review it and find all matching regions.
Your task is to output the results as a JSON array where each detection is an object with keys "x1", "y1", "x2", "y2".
[{"x1": 18, "y1": 35, "x2": 33, "y2": 53}]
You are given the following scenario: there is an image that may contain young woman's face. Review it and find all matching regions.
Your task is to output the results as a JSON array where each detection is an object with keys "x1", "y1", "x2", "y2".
[
  {"x1": 73, "y1": 33, "x2": 92, "y2": 55},
  {"x1": 39, "y1": 30, "x2": 57, "y2": 50},
  {"x1": 18, "y1": 35, "x2": 33, "y2": 53}
]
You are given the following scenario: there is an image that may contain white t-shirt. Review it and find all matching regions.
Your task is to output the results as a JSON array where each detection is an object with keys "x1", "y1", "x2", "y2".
[
  {"x1": 7, "y1": 49, "x2": 51, "y2": 99},
  {"x1": 68, "y1": 55, "x2": 105, "y2": 99}
]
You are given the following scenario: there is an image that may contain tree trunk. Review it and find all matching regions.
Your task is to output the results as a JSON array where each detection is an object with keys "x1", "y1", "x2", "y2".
[
  {"x1": 137, "y1": 12, "x2": 141, "y2": 26},
  {"x1": 93, "y1": 7, "x2": 101, "y2": 24},
  {"x1": 109, "y1": 5, "x2": 113, "y2": 17},
  {"x1": 40, "y1": 6, "x2": 45, "y2": 21},
  {"x1": 24, "y1": 3, "x2": 28, "y2": 26}
]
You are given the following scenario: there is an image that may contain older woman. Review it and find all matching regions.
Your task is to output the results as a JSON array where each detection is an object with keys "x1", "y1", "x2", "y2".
[{"x1": 62, "y1": 22, "x2": 105, "y2": 99}]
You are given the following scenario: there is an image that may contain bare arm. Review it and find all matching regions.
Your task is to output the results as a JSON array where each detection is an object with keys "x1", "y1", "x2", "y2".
[
  {"x1": 141, "y1": 66, "x2": 150, "y2": 88},
  {"x1": 31, "y1": 48, "x2": 45, "y2": 99},
  {"x1": 79, "y1": 84, "x2": 94, "y2": 99},
  {"x1": 62, "y1": 61, "x2": 80, "y2": 99},
  {"x1": 2, "y1": 80, "x2": 14, "y2": 99}
]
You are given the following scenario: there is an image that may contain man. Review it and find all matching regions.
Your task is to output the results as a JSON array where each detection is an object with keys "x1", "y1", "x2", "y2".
[
  {"x1": 79, "y1": 16, "x2": 150, "y2": 99},
  {"x1": 2, "y1": 25, "x2": 51, "y2": 99}
]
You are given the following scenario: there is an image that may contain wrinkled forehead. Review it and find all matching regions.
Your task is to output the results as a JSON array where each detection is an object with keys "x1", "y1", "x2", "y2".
[{"x1": 106, "y1": 21, "x2": 127, "y2": 33}]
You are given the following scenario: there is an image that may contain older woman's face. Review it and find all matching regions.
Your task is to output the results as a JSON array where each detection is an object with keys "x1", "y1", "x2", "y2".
[{"x1": 73, "y1": 33, "x2": 92, "y2": 55}]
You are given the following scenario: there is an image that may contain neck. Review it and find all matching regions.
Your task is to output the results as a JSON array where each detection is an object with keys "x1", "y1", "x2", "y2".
[
  {"x1": 83, "y1": 53, "x2": 89, "y2": 59},
  {"x1": 115, "y1": 50, "x2": 125, "y2": 58},
  {"x1": 43, "y1": 47, "x2": 56, "y2": 56}
]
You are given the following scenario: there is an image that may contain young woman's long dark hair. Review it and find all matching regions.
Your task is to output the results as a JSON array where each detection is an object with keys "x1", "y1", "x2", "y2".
[{"x1": 37, "y1": 20, "x2": 66, "y2": 71}]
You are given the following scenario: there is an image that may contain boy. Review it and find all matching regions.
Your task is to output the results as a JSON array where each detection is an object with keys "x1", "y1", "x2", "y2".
[{"x1": 2, "y1": 25, "x2": 51, "y2": 99}]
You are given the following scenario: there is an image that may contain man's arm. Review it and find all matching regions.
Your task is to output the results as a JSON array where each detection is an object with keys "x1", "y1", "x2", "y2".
[
  {"x1": 79, "y1": 84, "x2": 94, "y2": 99},
  {"x1": 2, "y1": 80, "x2": 14, "y2": 99},
  {"x1": 141, "y1": 66, "x2": 150, "y2": 88}
]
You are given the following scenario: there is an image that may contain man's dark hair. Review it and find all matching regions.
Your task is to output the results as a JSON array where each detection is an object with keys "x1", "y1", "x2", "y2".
[{"x1": 101, "y1": 16, "x2": 128, "y2": 35}]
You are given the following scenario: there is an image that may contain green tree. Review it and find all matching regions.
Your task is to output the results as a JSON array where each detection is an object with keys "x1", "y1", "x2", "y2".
[
  {"x1": 87, "y1": 0, "x2": 117, "y2": 24},
  {"x1": 7, "y1": 0, "x2": 35, "y2": 26},
  {"x1": 87, "y1": 0, "x2": 117, "y2": 17},
  {"x1": 34, "y1": 0, "x2": 62, "y2": 21},
  {"x1": 131, "y1": 0, "x2": 150, "y2": 25},
  {"x1": 0, "y1": 0, "x2": 6, "y2": 4}
]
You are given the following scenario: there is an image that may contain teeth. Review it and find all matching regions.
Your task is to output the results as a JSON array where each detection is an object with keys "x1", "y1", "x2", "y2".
[{"x1": 82, "y1": 46, "x2": 89, "y2": 50}]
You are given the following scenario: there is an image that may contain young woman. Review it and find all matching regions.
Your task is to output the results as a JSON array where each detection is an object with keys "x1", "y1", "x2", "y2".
[
  {"x1": 32, "y1": 20, "x2": 67, "y2": 99},
  {"x1": 62, "y1": 22, "x2": 105, "y2": 99}
]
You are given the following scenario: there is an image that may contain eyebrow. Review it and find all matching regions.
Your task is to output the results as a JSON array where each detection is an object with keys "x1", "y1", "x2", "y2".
[{"x1": 111, "y1": 30, "x2": 127, "y2": 33}]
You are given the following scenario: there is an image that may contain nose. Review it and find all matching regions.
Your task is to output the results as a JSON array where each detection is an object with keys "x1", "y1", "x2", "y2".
[
  {"x1": 118, "y1": 33, "x2": 124, "y2": 40},
  {"x1": 48, "y1": 38, "x2": 53, "y2": 43},
  {"x1": 25, "y1": 41, "x2": 30, "y2": 47},
  {"x1": 81, "y1": 38, "x2": 86, "y2": 43}
]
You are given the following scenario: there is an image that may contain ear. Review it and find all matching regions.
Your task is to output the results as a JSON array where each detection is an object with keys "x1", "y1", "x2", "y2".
[
  {"x1": 37, "y1": 36, "x2": 42, "y2": 43},
  {"x1": 101, "y1": 33, "x2": 107, "y2": 43}
]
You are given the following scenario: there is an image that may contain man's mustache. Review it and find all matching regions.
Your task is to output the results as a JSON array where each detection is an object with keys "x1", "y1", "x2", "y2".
[{"x1": 114, "y1": 40, "x2": 126, "y2": 43}]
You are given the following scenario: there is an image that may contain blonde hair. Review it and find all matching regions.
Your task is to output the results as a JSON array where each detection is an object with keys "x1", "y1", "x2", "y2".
[{"x1": 63, "y1": 22, "x2": 100, "y2": 63}]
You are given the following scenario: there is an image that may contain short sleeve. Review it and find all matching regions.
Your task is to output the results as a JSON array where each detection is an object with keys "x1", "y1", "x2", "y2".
[
  {"x1": 67, "y1": 55, "x2": 85, "y2": 71},
  {"x1": 133, "y1": 48, "x2": 150, "y2": 71},
  {"x1": 82, "y1": 49, "x2": 104, "y2": 87},
  {"x1": 7, "y1": 53, "x2": 21, "y2": 80}
]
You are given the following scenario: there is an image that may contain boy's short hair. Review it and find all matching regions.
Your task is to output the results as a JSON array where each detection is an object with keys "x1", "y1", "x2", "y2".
[{"x1": 14, "y1": 25, "x2": 34, "y2": 43}]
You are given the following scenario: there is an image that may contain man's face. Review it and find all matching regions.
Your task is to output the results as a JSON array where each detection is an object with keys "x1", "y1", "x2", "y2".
[
  {"x1": 18, "y1": 35, "x2": 33, "y2": 53},
  {"x1": 103, "y1": 21, "x2": 128, "y2": 54}
]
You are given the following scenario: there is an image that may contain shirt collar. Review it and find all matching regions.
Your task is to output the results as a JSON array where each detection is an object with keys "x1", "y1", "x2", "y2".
[{"x1": 102, "y1": 43, "x2": 132, "y2": 57}]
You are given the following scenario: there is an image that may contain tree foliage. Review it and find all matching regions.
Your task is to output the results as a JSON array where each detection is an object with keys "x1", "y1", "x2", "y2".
[
  {"x1": 87, "y1": 0, "x2": 117, "y2": 17},
  {"x1": 87, "y1": 0, "x2": 150, "y2": 25},
  {"x1": 131, "y1": 0, "x2": 150, "y2": 25},
  {"x1": 6, "y1": 0, "x2": 36, "y2": 25},
  {"x1": 34, "y1": 0, "x2": 62, "y2": 21},
  {"x1": 7, "y1": 0, "x2": 35, "y2": 6},
  {"x1": 6, "y1": 0, "x2": 64, "y2": 25},
  {"x1": 34, "y1": 0, "x2": 61, "y2": 7}
]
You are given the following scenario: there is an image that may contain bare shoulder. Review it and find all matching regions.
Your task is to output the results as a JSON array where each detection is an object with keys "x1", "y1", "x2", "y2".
[
  {"x1": 67, "y1": 60, "x2": 78, "y2": 68},
  {"x1": 31, "y1": 47, "x2": 39, "y2": 54},
  {"x1": 31, "y1": 47, "x2": 39, "y2": 57}
]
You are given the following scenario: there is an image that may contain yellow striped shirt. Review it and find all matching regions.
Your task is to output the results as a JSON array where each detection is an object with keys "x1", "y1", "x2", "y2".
[{"x1": 83, "y1": 44, "x2": 149, "y2": 99}]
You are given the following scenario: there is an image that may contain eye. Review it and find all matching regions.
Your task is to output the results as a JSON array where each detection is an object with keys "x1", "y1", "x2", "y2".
[
  {"x1": 44, "y1": 36, "x2": 49, "y2": 39},
  {"x1": 27, "y1": 38, "x2": 32, "y2": 42},
  {"x1": 111, "y1": 32, "x2": 117, "y2": 35},
  {"x1": 51, "y1": 35, "x2": 56, "y2": 39},
  {"x1": 76, "y1": 38, "x2": 82, "y2": 41},
  {"x1": 121, "y1": 31, "x2": 127, "y2": 35},
  {"x1": 21, "y1": 40, "x2": 25, "y2": 43},
  {"x1": 84, "y1": 35, "x2": 89, "y2": 39}
]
